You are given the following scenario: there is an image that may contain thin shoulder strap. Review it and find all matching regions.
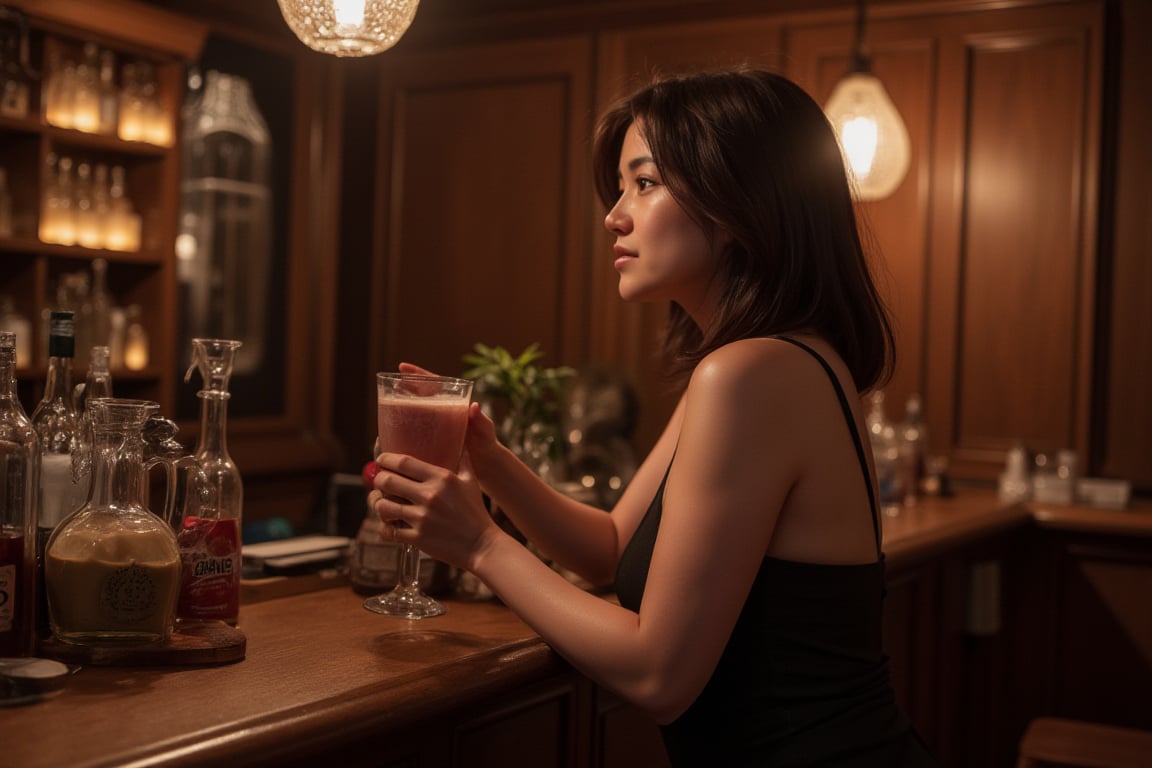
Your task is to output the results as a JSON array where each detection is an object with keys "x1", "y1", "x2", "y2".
[{"x1": 771, "y1": 336, "x2": 882, "y2": 555}]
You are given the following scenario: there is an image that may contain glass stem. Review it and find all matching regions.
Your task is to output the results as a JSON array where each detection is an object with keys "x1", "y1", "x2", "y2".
[{"x1": 398, "y1": 544, "x2": 420, "y2": 590}]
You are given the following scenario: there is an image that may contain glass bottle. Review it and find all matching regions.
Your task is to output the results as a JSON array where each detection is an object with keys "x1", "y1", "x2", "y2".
[
  {"x1": 90, "y1": 163, "x2": 110, "y2": 249},
  {"x1": 179, "y1": 70, "x2": 271, "y2": 375},
  {"x1": 52, "y1": 156, "x2": 76, "y2": 247},
  {"x1": 97, "y1": 49, "x2": 118, "y2": 136},
  {"x1": 176, "y1": 338, "x2": 243, "y2": 625},
  {"x1": 72, "y1": 344, "x2": 113, "y2": 482},
  {"x1": 123, "y1": 304, "x2": 148, "y2": 370},
  {"x1": 866, "y1": 390, "x2": 904, "y2": 517},
  {"x1": 0, "y1": 331, "x2": 39, "y2": 656},
  {"x1": 45, "y1": 399, "x2": 185, "y2": 644},
  {"x1": 74, "y1": 161, "x2": 101, "y2": 249},
  {"x1": 117, "y1": 61, "x2": 144, "y2": 142},
  {"x1": 42, "y1": 45, "x2": 70, "y2": 129},
  {"x1": 71, "y1": 43, "x2": 100, "y2": 134},
  {"x1": 897, "y1": 393, "x2": 928, "y2": 505},
  {"x1": 30, "y1": 311, "x2": 87, "y2": 635},
  {"x1": 0, "y1": 295, "x2": 30, "y2": 367},
  {"x1": 88, "y1": 258, "x2": 112, "y2": 351},
  {"x1": 0, "y1": 17, "x2": 31, "y2": 119},
  {"x1": 37, "y1": 152, "x2": 60, "y2": 245},
  {"x1": 105, "y1": 165, "x2": 140, "y2": 252}
]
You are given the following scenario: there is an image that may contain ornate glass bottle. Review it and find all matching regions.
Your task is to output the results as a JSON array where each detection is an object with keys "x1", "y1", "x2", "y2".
[
  {"x1": 44, "y1": 399, "x2": 186, "y2": 644},
  {"x1": 176, "y1": 339, "x2": 243, "y2": 625},
  {"x1": 0, "y1": 331, "x2": 39, "y2": 655}
]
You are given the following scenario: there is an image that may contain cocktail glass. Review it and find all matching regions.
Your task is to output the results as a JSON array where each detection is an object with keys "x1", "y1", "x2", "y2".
[{"x1": 363, "y1": 372, "x2": 473, "y2": 619}]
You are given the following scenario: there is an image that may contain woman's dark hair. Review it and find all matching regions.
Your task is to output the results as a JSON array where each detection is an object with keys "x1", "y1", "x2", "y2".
[{"x1": 592, "y1": 68, "x2": 895, "y2": 393}]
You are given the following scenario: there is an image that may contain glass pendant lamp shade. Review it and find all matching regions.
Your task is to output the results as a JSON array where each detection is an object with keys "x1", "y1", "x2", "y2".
[
  {"x1": 824, "y1": 72, "x2": 911, "y2": 200},
  {"x1": 277, "y1": 0, "x2": 420, "y2": 57}
]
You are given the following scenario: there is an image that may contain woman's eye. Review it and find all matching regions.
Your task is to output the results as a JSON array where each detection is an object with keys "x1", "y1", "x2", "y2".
[{"x1": 636, "y1": 177, "x2": 657, "y2": 191}]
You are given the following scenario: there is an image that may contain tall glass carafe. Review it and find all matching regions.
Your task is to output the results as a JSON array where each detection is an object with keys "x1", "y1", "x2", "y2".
[
  {"x1": 178, "y1": 71, "x2": 270, "y2": 375},
  {"x1": 0, "y1": 331, "x2": 39, "y2": 656},
  {"x1": 44, "y1": 399, "x2": 187, "y2": 644},
  {"x1": 176, "y1": 339, "x2": 242, "y2": 625}
]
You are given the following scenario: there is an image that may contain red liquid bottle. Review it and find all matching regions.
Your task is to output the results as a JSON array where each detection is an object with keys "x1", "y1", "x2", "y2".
[
  {"x1": 176, "y1": 339, "x2": 243, "y2": 625},
  {"x1": 0, "y1": 330, "x2": 39, "y2": 655}
]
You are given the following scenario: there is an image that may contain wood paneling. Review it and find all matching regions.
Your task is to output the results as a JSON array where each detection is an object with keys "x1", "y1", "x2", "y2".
[
  {"x1": 788, "y1": 5, "x2": 1103, "y2": 480},
  {"x1": 369, "y1": 36, "x2": 593, "y2": 405},
  {"x1": 1100, "y1": 0, "x2": 1152, "y2": 489},
  {"x1": 956, "y1": 21, "x2": 1097, "y2": 462}
]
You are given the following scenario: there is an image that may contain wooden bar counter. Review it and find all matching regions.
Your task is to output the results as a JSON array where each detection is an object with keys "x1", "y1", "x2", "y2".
[{"x1": 2, "y1": 490, "x2": 1149, "y2": 768}]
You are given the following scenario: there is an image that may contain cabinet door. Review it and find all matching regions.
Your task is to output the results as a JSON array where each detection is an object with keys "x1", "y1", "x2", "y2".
[{"x1": 791, "y1": 3, "x2": 1104, "y2": 480}]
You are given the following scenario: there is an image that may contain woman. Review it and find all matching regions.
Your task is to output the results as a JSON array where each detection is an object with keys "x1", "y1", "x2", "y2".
[{"x1": 370, "y1": 68, "x2": 936, "y2": 765}]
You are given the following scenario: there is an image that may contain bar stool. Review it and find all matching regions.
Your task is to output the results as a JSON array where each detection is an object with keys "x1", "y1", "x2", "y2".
[{"x1": 1016, "y1": 717, "x2": 1152, "y2": 768}]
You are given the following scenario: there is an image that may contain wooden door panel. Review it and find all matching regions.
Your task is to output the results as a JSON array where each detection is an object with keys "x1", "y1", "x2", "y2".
[
  {"x1": 956, "y1": 30, "x2": 1091, "y2": 458},
  {"x1": 373, "y1": 37, "x2": 593, "y2": 385}
]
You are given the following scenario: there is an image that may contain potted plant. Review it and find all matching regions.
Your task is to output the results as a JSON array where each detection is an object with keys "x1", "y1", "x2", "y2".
[{"x1": 462, "y1": 342, "x2": 574, "y2": 481}]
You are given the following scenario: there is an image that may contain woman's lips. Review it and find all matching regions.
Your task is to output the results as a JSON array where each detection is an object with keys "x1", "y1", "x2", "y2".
[{"x1": 613, "y1": 245, "x2": 636, "y2": 271}]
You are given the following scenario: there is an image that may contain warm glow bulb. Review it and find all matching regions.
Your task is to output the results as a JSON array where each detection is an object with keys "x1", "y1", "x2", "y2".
[
  {"x1": 824, "y1": 72, "x2": 911, "y2": 201},
  {"x1": 277, "y1": 0, "x2": 420, "y2": 57},
  {"x1": 334, "y1": 0, "x2": 367, "y2": 27},
  {"x1": 841, "y1": 116, "x2": 879, "y2": 176}
]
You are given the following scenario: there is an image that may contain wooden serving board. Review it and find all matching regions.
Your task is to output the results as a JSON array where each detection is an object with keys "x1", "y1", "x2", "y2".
[{"x1": 38, "y1": 621, "x2": 246, "y2": 666}]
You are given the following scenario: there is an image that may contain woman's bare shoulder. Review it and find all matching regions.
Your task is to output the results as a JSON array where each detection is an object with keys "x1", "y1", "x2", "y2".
[{"x1": 689, "y1": 336, "x2": 842, "y2": 397}]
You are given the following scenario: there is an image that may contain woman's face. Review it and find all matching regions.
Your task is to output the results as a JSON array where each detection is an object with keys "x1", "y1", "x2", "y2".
[{"x1": 604, "y1": 122, "x2": 725, "y2": 321}]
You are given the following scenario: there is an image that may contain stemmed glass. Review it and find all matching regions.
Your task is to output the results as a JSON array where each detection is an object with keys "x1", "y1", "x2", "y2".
[{"x1": 363, "y1": 372, "x2": 473, "y2": 619}]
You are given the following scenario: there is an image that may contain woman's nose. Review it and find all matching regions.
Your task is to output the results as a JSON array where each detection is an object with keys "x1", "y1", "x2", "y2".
[{"x1": 604, "y1": 200, "x2": 630, "y2": 234}]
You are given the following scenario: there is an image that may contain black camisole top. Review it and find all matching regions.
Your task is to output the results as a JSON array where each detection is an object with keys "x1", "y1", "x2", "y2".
[{"x1": 614, "y1": 337, "x2": 935, "y2": 766}]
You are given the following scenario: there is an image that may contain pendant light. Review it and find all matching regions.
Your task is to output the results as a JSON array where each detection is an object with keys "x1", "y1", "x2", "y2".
[
  {"x1": 277, "y1": 0, "x2": 420, "y2": 57},
  {"x1": 823, "y1": 0, "x2": 911, "y2": 200}
]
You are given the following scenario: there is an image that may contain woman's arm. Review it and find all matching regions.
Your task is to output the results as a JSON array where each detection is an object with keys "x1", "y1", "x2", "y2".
[
  {"x1": 467, "y1": 396, "x2": 684, "y2": 586},
  {"x1": 375, "y1": 341, "x2": 804, "y2": 722}
]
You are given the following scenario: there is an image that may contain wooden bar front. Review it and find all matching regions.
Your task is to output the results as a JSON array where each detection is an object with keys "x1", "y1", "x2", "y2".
[{"x1": 2, "y1": 491, "x2": 1149, "y2": 767}]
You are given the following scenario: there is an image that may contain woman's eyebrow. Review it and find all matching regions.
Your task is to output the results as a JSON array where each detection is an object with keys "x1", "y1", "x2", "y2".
[{"x1": 627, "y1": 155, "x2": 655, "y2": 171}]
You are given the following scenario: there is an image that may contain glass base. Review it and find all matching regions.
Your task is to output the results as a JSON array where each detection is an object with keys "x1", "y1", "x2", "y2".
[{"x1": 362, "y1": 586, "x2": 445, "y2": 619}]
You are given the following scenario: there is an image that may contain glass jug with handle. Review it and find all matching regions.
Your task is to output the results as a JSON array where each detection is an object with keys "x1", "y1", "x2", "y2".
[{"x1": 44, "y1": 398, "x2": 190, "y2": 645}]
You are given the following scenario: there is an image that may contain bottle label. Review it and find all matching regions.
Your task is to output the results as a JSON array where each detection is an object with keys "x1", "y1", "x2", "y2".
[
  {"x1": 0, "y1": 562, "x2": 14, "y2": 632},
  {"x1": 40, "y1": 453, "x2": 87, "y2": 527},
  {"x1": 176, "y1": 516, "x2": 240, "y2": 623},
  {"x1": 47, "y1": 313, "x2": 76, "y2": 358}
]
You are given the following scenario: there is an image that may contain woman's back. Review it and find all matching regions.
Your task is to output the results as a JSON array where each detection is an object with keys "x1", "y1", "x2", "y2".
[{"x1": 615, "y1": 337, "x2": 934, "y2": 766}]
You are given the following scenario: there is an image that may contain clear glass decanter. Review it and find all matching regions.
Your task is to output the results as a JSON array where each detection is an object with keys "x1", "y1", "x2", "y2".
[
  {"x1": 44, "y1": 399, "x2": 188, "y2": 644},
  {"x1": 176, "y1": 339, "x2": 243, "y2": 625}
]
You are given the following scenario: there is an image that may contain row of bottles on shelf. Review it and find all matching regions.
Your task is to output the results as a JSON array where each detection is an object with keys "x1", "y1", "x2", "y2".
[
  {"x1": 867, "y1": 391, "x2": 947, "y2": 516},
  {"x1": 0, "y1": 6, "x2": 33, "y2": 120},
  {"x1": 41, "y1": 39, "x2": 171, "y2": 146},
  {"x1": 0, "y1": 258, "x2": 150, "y2": 371},
  {"x1": 34, "y1": 154, "x2": 143, "y2": 250},
  {"x1": 0, "y1": 316, "x2": 245, "y2": 656}
]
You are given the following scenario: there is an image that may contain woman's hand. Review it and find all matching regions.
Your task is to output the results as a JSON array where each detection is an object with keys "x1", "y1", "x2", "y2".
[{"x1": 369, "y1": 450, "x2": 500, "y2": 572}]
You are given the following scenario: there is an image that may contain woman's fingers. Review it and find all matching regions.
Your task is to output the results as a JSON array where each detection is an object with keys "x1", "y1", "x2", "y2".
[{"x1": 398, "y1": 361, "x2": 438, "y2": 377}]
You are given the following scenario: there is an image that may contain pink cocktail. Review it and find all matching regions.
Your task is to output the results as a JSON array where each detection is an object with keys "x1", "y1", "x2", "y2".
[
  {"x1": 377, "y1": 397, "x2": 469, "y2": 471},
  {"x1": 364, "y1": 372, "x2": 473, "y2": 619}
]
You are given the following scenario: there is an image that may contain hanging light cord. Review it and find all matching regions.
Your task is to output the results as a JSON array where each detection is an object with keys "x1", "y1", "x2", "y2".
[{"x1": 852, "y1": 0, "x2": 872, "y2": 74}]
